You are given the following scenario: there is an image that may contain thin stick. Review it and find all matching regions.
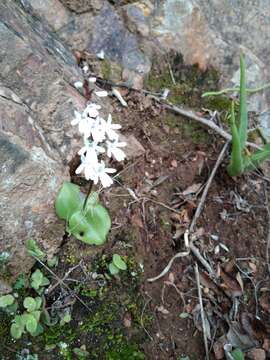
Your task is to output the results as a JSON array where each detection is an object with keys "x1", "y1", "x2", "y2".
[
  {"x1": 150, "y1": 97, "x2": 261, "y2": 151},
  {"x1": 147, "y1": 230, "x2": 190, "y2": 282},
  {"x1": 263, "y1": 182, "x2": 270, "y2": 274},
  {"x1": 190, "y1": 142, "x2": 229, "y2": 232},
  {"x1": 33, "y1": 257, "x2": 92, "y2": 312},
  {"x1": 194, "y1": 262, "x2": 210, "y2": 360}
]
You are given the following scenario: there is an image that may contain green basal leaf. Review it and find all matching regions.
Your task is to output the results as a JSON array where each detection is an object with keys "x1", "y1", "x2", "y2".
[
  {"x1": 231, "y1": 348, "x2": 245, "y2": 360},
  {"x1": 10, "y1": 323, "x2": 23, "y2": 339},
  {"x1": 112, "y1": 254, "x2": 127, "y2": 270},
  {"x1": 26, "y1": 239, "x2": 45, "y2": 260},
  {"x1": 0, "y1": 294, "x2": 14, "y2": 307},
  {"x1": 68, "y1": 201, "x2": 111, "y2": 245},
  {"x1": 56, "y1": 183, "x2": 111, "y2": 246},
  {"x1": 108, "y1": 262, "x2": 120, "y2": 275},
  {"x1": 23, "y1": 297, "x2": 36, "y2": 312},
  {"x1": 227, "y1": 102, "x2": 244, "y2": 176},
  {"x1": 244, "y1": 143, "x2": 270, "y2": 171},
  {"x1": 25, "y1": 314, "x2": 38, "y2": 333},
  {"x1": 55, "y1": 182, "x2": 82, "y2": 220},
  {"x1": 239, "y1": 54, "x2": 248, "y2": 151},
  {"x1": 73, "y1": 347, "x2": 90, "y2": 357}
]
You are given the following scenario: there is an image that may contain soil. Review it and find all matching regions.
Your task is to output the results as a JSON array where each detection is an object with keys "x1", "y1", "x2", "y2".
[{"x1": 1, "y1": 53, "x2": 270, "y2": 360}]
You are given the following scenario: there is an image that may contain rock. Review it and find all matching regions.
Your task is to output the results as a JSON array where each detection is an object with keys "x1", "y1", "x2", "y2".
[
  {"x1": 0, "y1": 0, "x2": 86, "y2": 287},
  {"x1": 59, "y1": 0, "x2": 104, "y2": 13},
  {"x1": 120, "y1": 134, "x2": 145, "y2": 159},
  {"x1": 247, "y1": 348, "x2": 266, "y2": 360}
]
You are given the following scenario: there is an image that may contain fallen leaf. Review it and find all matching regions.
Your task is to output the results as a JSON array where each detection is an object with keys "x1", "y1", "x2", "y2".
[
  {"x1": 220, "y1": 269, "x2": 243, "y2": 297},
  {"x1": 131, "y1": 214, "x2": 144, "y2": 229},
  {"x1": 248, "y1": 262, "x2": 257, "y2": 273},
  {"x1": 171, "y1": 159, "x2": 178, "y2": 168},
  {"x1": 182, "y1": 183, "x2": 202, "y2": 196},
  {"x1": 168, "y1": 272, "x2": 175, "y2": 283},
  {"x1": 236, "y1": 272, "x2": 244, "y2": 293},
  {"x1": 157, "y1": 305, "x2": 169, "y2": 315},
  {"x1": 123, "y1": 312, "x2": 132, "y2": 328},
  {"x1": 247, "y1": 348, "x2": 266, "y2": 360}
]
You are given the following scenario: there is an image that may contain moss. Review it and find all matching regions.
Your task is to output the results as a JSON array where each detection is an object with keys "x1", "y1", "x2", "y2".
[
  {"x1": 101, "y1": 59, "x2": 112, "y2": 80},
  {"x1": 145, "y1": 51, "x2": 220, "y2": 110},
  {"x1": 202, "y1": 95, "x2": 232, "y2": 113}
]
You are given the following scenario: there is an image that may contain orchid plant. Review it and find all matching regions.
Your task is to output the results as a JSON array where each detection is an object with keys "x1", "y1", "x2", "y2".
[{"x1": 55, "y1": 83, "x2": 126, "y2": 245}]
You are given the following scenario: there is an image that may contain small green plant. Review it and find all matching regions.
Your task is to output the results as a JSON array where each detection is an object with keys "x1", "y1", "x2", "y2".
[
  {"x1": 231, "y1": 348, "x2": 245, "y2": 360},
  {"x1": 108, "y1": 254, "x2": 127, "y2": 275},
  {"x1": 30, "y1": 269, "x2": 50, "y2": 294},
  {"x1": 204, "y1": 55, "x2": 270, "y2": 177},
  {"x1": 55, "y1": 182, "x2": 111, "y2": 245},
  {"x1": 10, "y1": 296, "x2": 43, "y2": 339}
]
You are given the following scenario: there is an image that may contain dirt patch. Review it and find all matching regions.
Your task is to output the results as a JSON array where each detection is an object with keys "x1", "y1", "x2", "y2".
[{"x1": 1, "y1": 53, "x2": 270, "y2": 360}]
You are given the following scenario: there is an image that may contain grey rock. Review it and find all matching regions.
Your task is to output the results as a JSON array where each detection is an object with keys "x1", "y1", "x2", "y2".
[{"x1": 0, "y1": 0, "x2": 86, "y2": 286}]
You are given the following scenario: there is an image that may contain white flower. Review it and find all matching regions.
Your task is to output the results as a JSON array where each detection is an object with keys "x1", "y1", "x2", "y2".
[
  {"x1": 91, "y1": 160, "x2": 116, "y2": 188},
  {"x1": 91, "y1": 117, "x2": 106, "y2": 143},
  {"x1": 74, "y1": 81, "x2": 83, "y2": 89},
  {"x1": 83, "y1": 103, "x2": 101, "y2": 118},
  {"x1": 100, "y1": 114, "x2": 121, "y2": 140},
  {"x1": 89, "y1": 77, "x2": 97, "y2": 83},
  {"x1": 107, "y1": 139, "x2": 126, "y2": 161},
  {"x1": 97, "y1": 50, "x2": 105, "y2": 59},
  {"x1": 75, "y1": 153, "x2": 98, "y2": 181},
  {"x1": 83, "y1": 65, "x2": 89, "y2": 73},
  {"x1": 71, "y1": 110, "x2": 82, "y2": 126},
  {"x1": 78, "y1": 140, "x2": 105, "y2": 160},
  {"x1": 95, "y1": 90, "x2": 108, "y2": 97}
]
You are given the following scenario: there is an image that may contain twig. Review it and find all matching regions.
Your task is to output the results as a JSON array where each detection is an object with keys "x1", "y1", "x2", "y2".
[
  {"x1": 190, "y1": 142, "x2": 229, "y2": 232},
  {"x1": 187, "y1": 143, "x2": 229, "y2": 276},
  {"x1": 194, "y1": 262, "x2": 210, "y2": 360},
  {"x1": 147, "y1": 230, "x2": 190, "y2": 282},
  {"x1": 263, "y1": 182, "x2": 270, "y2": 275},
  {"x1": 33, "y1": 257, "x2": 92, "y2": 312},
  {"x1": 141, "y1": 294, "x2": 153, "y2": 341},
  {"x1": 45, "y1": 262, "x2": 82, "y2": 295},
  {"x1": 150, "y1": 96, "x2": 261, "y2": 151}
]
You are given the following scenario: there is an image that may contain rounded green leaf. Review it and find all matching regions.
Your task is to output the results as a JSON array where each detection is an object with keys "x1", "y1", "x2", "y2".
[
  {"x1": 25, "y1": 314, "x2": 38, "y2": 334},
  {"x1": 68, "y1": 203, "x2": 111, "y2": 245},
  {"x1": 34, "y1": 297, "x2": 42, "y2": 310},
  {"x1": 55, "y1": 182, "x2": 82, "y2": 220},
  {"x1": 108, "y1": 262, "x2": 120, "y2": 275},
  {"x1": 0, "y1": 294, "x2": 14, "y2": 307},
  {"x1": 23, "y1": 297, "x2": 36, "y2": 312},
  {"x1": 112, "y1": 254, "x2": 127, "y2": 270},
  {"x1": 10, "y1": 323, "x2": 23, "y2": 339}
]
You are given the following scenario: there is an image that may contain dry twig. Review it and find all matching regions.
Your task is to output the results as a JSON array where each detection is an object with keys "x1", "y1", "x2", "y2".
[{"x1": 194, "y1": 262, "x2": 210, "y2": 360}]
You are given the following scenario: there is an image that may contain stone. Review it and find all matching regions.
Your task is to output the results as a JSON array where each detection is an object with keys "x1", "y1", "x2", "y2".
[{"x1": 0, "y1": 0, "x2": 86, "y2": 287}]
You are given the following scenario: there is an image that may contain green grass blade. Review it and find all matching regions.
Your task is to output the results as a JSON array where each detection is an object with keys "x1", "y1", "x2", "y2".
[
  {"x1": 239, "y1": 54, "x2": 248, "y2": 150},
  {"x1": 244, "y1": 143, "x2": 270, "y2": 171},
  {"x1": 227, "y1": 102, "x2": 244, "y2": 176}
]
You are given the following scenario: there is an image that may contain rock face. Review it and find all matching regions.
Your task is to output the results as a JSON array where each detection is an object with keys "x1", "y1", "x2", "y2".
[
  {"x1": 0, "y1": 0, "x2": 86, "y2": 287},
  {"x1": 25, "y1": 0, "x2": 270, "y2": 133}
]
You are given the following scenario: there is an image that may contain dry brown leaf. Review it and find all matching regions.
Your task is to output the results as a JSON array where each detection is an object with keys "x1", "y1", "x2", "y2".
[
  {"x1": 171, "y1": 159, "x2": 178, "y2": 168},
  {"x1": 157, "y1": 305, "x2": 170, "y2": 315},
  {"x1": 220, "y1": 269, "x2": 243, "y2": 297},
  {"x1": 236, "y1": 272, "x2": 244, "y2": 293},
  {"x1": 168, "y1": 272, "x2": 175, "y2": 283},
  {"x1": 131, "y1": 214, "x2": 144, "y2": 229},
  {"x1": 249, "y1": 262, "x2": 257, "y2": 273},
  {"x1": 247, "y1": 348, "x2": 266, "y2": 360},
  {"x1": 182, "y1": 183, "x2": 202, "y2": 196}
]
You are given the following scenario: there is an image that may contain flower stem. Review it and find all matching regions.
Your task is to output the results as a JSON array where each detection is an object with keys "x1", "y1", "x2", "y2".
[{"x1": 83, "y1": 180, "x2": 93, "y2": 210}]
